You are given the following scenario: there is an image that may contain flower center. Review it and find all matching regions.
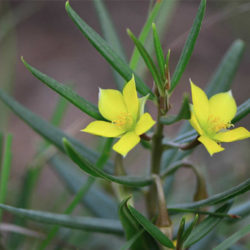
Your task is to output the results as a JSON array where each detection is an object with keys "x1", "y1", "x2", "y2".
[
  {"x1": 113, "y1": 112, "x2": 134, "y2": 130},
  {"x1": 207, "y1": 114, "x2": 232, "y2": 134}
]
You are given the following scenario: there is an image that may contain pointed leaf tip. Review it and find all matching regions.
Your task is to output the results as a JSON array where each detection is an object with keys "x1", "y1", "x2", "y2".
[{"x1": 65, "y1": 0, "x2": 70, "y2": 9}]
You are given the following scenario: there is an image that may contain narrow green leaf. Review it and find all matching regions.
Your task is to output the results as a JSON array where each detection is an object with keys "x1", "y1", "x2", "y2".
[
  {"x1": 50, "y1": 155, "x2": 118, "y2": 219},
  {"x1": 63, "y1": 138, "x2": 153, "y2": 187},
  {"x1": 228, "y1": 200, "x2": 250, "y2": 222},
  {"x1": 168, "y1": 208, "x2": 233, "y2": 219},
  {"x1": 169, "y1": 178, "x2": 250, "y2": 209},
  {"x1": 232, "y1": 98, "x2": 250, "y2": 124},
  {"x1": 184, "y1": 202, "x2": 232, "y2": 247},
  {"x1": 176, "y1": 217, "x2": 186, "y2": 249},
  {"x1": 181, "y1": 214, "x2": 199, "y2": 242},
  {"x1": 93, "y1": 0, "x2": 127, "y2": 90},
  {"x1": 128, "y1": 205, "x2": 174, "y2": 248},
  {"x1": 0, "y1": 134, "x2": 12, "y2": 221},
  {"x1": 119, "y1": 197, "x2": 155, "y2": 250},
  {"x1": 170, "y1": 0, "x2": 206, "y2": 93},
  {"x1": 120, "y1": 230, "x2": 144, "y2": 250},
  {"x1": 152, "y1": 23, "x2": 165, "y2": 81},
  {"x1": 213, "y1": 224, "x2": 250, "y2": 250},
  {"x1": 206, "y1": 39, "x2": 245, "y2": 98},
  {"x1": 0, "y1": 203, "x2": 123, "y2": 235},
  {"x1": 160, "y1": 95, "x2": 190, "y2": 125},
  {"x1": 21, "y1": 58, "x2": 103, "y2": 120},
  {"x1": 131, "y1": 0, "x2": 177, "y2": 74},
  {"x1": 40, "y1": 138, "x2": 113, "y2": 250},
  {"x1": 127, "y1": 29, "x2": 162, "y2": 92},
  {"x1": 129, "y1": 0, "x2": 162, "y2": 70},
  {"x1": 0, "y1": 89, "x2": 113, "y2": 172},
  {"x1": 8, "y1": 96, "x2": 69, "y2": 250},
  {"x1": 65, "y1": 1, "x2": 153, "y2": 98}
]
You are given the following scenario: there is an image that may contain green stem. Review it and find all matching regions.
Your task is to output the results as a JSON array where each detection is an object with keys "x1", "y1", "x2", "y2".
[
  {"x1": 151, "y1": 109, "x2": 164, "y2": 174},
  {"x1": 113, "y1": 154, "x2": 133, "y2": 204},
  {"x1": 147, "y1": 106, "x2": 165, "y2": 219}
]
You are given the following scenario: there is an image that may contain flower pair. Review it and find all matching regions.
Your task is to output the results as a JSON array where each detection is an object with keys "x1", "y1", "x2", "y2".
[{"x1": 82, "y1": 76, "x2": 249, "y2": 156}]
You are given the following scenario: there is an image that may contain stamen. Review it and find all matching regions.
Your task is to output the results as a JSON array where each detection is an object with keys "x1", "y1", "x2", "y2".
[
  {"x1": 207, "y1": 115, "x2": 231, "y2": 133},
  {"x1": 113, "y1": 112, "x2": 133, "y2": 129}
]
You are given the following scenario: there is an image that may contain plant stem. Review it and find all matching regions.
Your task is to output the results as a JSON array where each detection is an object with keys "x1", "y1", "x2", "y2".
[
  {"x1": 146, "y1": 105, "x2": 165, "y2": 219},
  {"x1": 151, "y1": 108, "x2": 164, "y2": 174}
]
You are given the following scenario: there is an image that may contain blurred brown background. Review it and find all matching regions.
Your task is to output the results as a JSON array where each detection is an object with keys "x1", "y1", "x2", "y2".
[{"x1": 0, "y1": 0, "x2": 249, "y2": 216}]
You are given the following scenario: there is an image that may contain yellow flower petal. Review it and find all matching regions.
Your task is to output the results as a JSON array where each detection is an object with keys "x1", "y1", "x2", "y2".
[
  {"x1": 189, "y1": 105, "x2": 204, "y2": 136},
  {"x1": 123, "y1": 75, "x2": 139, "y2": 119},
  {"x1": 208, "y1": 91, "x2": 237, "y2": 124},
  {"x1": 135, "y1": 112, "x2": 155, "y2": 135},
  {"x1": 190, "y1": 80, "x2": 209, "y2": 127},
  {"x1": 81, "y1": 121, "x2": 124, "y2": 137},
  {"x1": 98, "y1": 88, "x2": 127, "y2": 121},
  {"x1": 213, "y1": 127, "x2": 250, "y2": 142},
  {"x1": 112, "y1": 131, "x2": 140, "y2": 156},
  {"x1": 198, "y1": 135, "x2": 224, "y2": 156}
]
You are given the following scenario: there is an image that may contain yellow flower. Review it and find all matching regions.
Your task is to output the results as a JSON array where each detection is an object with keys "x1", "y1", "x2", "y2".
[
  {"x1": 81, "y1": 76, "x2": 155, "y2": 156},
  {"x1": 189, "y1": 80, "x2": 250, "y2": 156}
]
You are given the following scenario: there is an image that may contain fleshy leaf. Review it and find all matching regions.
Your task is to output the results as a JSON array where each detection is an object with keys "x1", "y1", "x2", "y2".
[
  {"x1": 152, "y1": 23, "x2": 165, "y2": 81},
  {"x1": 93, "y1": 0, "x2": 127, "y2": 90},
  {"x1": 0, "y1": 89, "x2": 113, "y2": 172},
  {"x1": 128, "y1": 205, "x2": 174, "y2": 248},
  {"x1": 21, "y1": 58, "x2": 103, "y2": 120},
  {"x1": 127, "y1": 29, "x2": 162, "y2": 93},
  {"x1": 169, "y1": 178, "x2": 250, "y2": 209},
  {"x1": 213, "y1": 224, "x2": 250, "y2": 250},
  {"x1": 63, "y1": 138, "x2": 153, "y2": 187},
  {"x1": 206, "y1": 39, "x2": 245, "y2": 98},
  {"x1": 183, "y1": 202, "x2": 232, "y2": 247},
  {"x1": 119, "y1": 197, "x2": 157, "y2": 250},
  {"x1": 0, "y1": 203, "x2": 123, "y2": 235},
  {"x1": 50, "y1": 155, "x2": 118, "y2": 219},
  {"x1": 170, "y1": 0, "x2": 206, "y2": 93},
  {"x1": 65, "y1": 1, "x2": 154, "y2": 99}
]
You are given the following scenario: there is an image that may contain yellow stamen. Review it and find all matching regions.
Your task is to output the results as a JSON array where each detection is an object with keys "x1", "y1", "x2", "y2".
[
  {"x1": 113, "y1": 112, "x2": 133, "y2": 129},
  {"x1": 207, "y1": 115, "x2": 231, "y2": 133}
]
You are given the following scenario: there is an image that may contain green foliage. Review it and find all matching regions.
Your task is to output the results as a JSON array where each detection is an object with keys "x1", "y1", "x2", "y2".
[
  {"x1": 128, "y1": 205, "x2": 174, "y2": 248},
  {"x1": 119, "y1": 197, "x2": 158, "y2": 250},
  {"x1": 0, "y1": 203, "x2": 123, "y2": 235},
  {"x1": 170, "y1": 0, "x2": 206, "y2": 93},
  {"x1": 0, "y1": 0, "x2": 249, "y2": 249},
  {"x1": 213, "y1": 224, "x2": 250, "y2": 250},
  {"x1": 22, "y1": 58, "x2": 103, "y2": 120},
  {"x1": 170, "y1": 178, "x2": 250, "y2": 209},
  {"x1": 129, "y1": 0, "x2": 162, "y2": 71},
  {"x1": 93, "y1": 0, "x2": 127, "y2": 90},
  {"x1": 127, "y1": 28, "x2": 163, "y2": 93},
  {"x1": 63, "y1": 138, "x2": 153, "y2": 187},
  {"x1": 65, "y1": 1, "x2": 153, "y2": 98},
  {"x1": 184, "y1": 203, "x2": 232, "y2": 247}
]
